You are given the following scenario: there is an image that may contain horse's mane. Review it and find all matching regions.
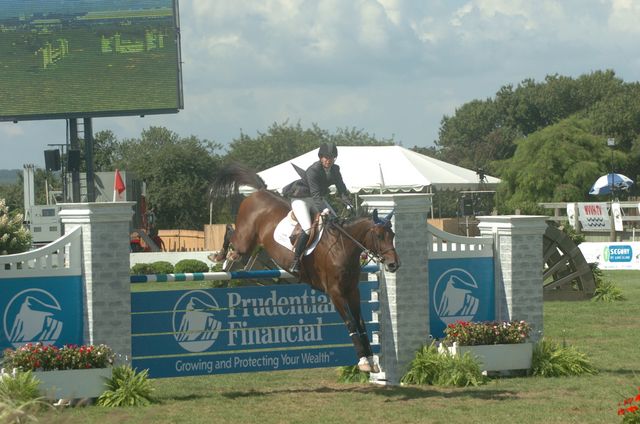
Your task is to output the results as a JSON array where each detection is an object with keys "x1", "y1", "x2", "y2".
[{"x1": 210, "y1": 162, "x2": 267, "y2": 198}]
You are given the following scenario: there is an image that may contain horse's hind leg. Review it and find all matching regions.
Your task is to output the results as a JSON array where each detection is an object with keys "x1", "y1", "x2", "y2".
[{"x1": 212, "y1": 224, "x2": 234, "y2": 262}]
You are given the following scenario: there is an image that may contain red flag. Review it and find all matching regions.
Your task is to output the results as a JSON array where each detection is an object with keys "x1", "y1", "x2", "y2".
[{"x1": 113, "y1": 169, "x2": 126, "y2": 201}]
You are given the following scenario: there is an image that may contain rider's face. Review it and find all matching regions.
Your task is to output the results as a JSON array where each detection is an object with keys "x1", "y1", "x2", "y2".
[{"x1": 320, "y1": 156, "x2": 335, "y2": 169}]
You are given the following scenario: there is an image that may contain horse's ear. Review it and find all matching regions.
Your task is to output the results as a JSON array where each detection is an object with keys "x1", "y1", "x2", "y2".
[
  {"x1": 384, "y1": 210, "x2": 394, "y2": 223},
  {"x1": 372, "y1": 209, "x2": 381, "y2": 224}
]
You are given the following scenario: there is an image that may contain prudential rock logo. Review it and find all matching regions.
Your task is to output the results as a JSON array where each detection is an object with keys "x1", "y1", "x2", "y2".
[
  {"x1": 433, "y1": 268, "x2": 480, "y2": 325},
  {"x1": 3, "y1": 289, "x2": 64, "y2": 348},
  {"x1": 172, "y1": 290, "x2": 222, "y2": 353}
]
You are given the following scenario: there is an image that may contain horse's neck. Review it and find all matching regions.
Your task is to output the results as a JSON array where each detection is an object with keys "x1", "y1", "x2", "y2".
[{"x1": 342, "y1": 218, "x2": 372, "y2": 245}]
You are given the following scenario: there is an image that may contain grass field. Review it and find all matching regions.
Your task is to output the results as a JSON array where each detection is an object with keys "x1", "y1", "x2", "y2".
[{"x1": 35, "y1": 270, "x2": 640, "y2": 424}]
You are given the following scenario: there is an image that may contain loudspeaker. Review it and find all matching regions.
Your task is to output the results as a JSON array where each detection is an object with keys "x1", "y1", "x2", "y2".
[
  {"x1": 44, "y1": 149, "x2": 61, "y2": 171},
  {"x1": 67, "y1": 149, "x2": 81, "y2": 172}
]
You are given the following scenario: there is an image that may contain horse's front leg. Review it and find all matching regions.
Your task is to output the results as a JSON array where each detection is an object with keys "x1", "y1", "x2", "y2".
[
  {"x1": 348, "y1": 289, "x2": 380, "y2": 373},
  {"x1": 329, "y1": 291, "x2": 372, "y2": 373}
]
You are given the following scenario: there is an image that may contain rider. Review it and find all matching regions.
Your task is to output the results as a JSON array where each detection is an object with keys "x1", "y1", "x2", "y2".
[{"x1": 283, "y1": 142, "x2": 354, "y2": 273}]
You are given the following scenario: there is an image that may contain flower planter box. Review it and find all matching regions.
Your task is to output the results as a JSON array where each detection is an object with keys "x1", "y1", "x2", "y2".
[
  {"x1": 33, "y1": 368, "x2": 112, "y2": 400},
  {"x1": 441, "y1": 342, "x2": 533, "y2": 372}
]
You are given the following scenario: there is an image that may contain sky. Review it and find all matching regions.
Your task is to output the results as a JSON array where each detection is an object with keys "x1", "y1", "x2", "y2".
[{"x1": 2, "y1": 0, "x2": 640, "y2": 170}]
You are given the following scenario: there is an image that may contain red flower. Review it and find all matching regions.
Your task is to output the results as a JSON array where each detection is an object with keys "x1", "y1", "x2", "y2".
[
  {"x1": 628, "y1": 405, "x2": 640, "y2": 413},
  {"x1": 619, "y1": 408, "x2": 626, "y2": 416}
]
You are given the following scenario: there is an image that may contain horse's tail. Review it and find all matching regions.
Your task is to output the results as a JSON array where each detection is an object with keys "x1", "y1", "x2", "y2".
[{"x1": 210, "y1": 162, "x2": 267, "y2": 198}]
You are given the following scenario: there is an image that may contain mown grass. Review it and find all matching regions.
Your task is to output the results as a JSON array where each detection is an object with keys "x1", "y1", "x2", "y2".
[{"x1": 36, "y1": 270, "x2": 640, "y2": 424}]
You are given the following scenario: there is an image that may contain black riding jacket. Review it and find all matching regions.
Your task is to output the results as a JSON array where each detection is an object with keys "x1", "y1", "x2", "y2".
[{"x1": 284, "y1": 161, "x2": 350, "y2": 211}]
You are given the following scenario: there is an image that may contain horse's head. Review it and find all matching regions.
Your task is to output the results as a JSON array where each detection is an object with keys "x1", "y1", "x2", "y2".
[{"x1": 368, "y1": 209, "x2": 401, "y2": 273}]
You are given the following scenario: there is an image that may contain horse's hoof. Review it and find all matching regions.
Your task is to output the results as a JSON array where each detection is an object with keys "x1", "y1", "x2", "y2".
[
  {"x1": 357, "y1": 357, "x2": 372, "y2": 373},
  {"x1": 367, "y1": 356, "x2": 380, "y2": 373}
]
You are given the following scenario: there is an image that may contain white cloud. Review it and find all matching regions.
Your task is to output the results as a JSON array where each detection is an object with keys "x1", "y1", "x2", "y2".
[{"x1": 609, "y1": 0, "x2": 640, "y2": 33}]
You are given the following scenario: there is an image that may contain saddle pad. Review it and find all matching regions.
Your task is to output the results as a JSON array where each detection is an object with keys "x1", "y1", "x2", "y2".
[{"x1": 273, "y1": 211, "x2": 322, "y2": 255}]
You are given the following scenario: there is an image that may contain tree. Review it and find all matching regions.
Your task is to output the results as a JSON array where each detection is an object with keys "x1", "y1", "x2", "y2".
[
  {"x1": 225, "y1": 121, "x2": 394, "y2": 172},
  {"x1": 0, "y1": 198, "x2": 31, "y2": 254},
  {"x1": 495, "y1": 118, "x2": 623, "y2": 214},
  {"x1": 92, "y1": 130, "x2": 122, "y2": 171},
  {"x1": 116, "y1": 127, "x2": 224, "y2": 229}
]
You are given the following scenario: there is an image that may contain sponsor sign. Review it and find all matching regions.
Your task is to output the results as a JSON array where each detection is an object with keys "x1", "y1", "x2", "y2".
[
  {"x1": 577, "y1": 202, "x2": 611, "y2": 232},
  {"x1": 579, "y1": 242, "x2": 640, "y2": 270},
  {"x1": 131, "y1": 282, "x2": 379, "y2": 378},
  {"x1": 428, "y1": 257, "x2": 495, "y2": 339},
  {"x1": 1, "y1": 276, "x2": 84, "y2": 352}
]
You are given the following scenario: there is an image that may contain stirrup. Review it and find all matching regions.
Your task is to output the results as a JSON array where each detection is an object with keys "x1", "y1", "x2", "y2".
[{"x1": 288, "y1": 259, "x2": 300, "y2": 274}]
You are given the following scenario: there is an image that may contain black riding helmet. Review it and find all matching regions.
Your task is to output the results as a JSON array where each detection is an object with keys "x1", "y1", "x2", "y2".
[{"x1": 318, "y1": 143, "x2": 338, "y2": 159}]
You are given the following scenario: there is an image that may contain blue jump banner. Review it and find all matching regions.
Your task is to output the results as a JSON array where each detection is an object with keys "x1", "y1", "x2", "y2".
[
  {"x1": 0, "y1": 276, "x2": 84, "y2": 352},
  {"x1": 428, "y1": 257, "x2": 495, "y2": 339},
  {"x1": 131, "y1": 281, "x2": 379, "y2": 378}
]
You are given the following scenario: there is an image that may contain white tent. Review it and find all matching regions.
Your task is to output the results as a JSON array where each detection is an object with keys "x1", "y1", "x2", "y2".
[{"x1": 245, "y1": 145, "x2": 500, "y2": 194}]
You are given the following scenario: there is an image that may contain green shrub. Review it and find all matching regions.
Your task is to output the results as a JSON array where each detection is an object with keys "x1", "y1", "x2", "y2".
[
  {"x1": 0, "y1": 371, "x2": 40, "y2": 404},
  {"x1": 401, "y1": 343, "x2": 487, "y2": 387},
  {"x1": 97, "y1": 365, "x2": 154, "y2": 407},
  {"x1": 130, "y1": 263, "x2": 155, "y2": 275},
  {"x1": 591, "y1": 266, "x2": 625, "y2": 302},
  {"x1": 0, "y1": 199, "x2": 32, "y2": 255},
  {"x1": 174, "y1": 259, "x2": 209, "y2": 273},
  {"x1": 336, "y1": 365, "x2": 370, "y2": 383},
  {"x1": 531, "y1": 338, "x2": 598, "y2": 377},
  {"x1": 0, "y1": 370, "x2": 49, "y2": 423},
  {"x1": 150, "y1": 261, "x2": 174, "y2": 274}
]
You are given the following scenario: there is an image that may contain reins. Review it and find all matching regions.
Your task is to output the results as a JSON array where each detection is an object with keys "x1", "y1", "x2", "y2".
[{"x1": 326, "y1": 219, "x2": 390, "y2": 264}]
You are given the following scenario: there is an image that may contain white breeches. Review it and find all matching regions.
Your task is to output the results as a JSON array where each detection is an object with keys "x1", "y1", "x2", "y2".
[{"x1": 290, "y1": 199, "x2": 313, "y2": 233}]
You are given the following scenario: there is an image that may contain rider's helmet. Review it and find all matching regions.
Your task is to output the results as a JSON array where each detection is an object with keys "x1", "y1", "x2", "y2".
[{"x1": 318, "y1": 143, "x2": 338, "y2": 159}]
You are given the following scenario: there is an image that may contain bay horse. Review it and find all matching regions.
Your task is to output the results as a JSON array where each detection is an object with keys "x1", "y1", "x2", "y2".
[{"x1": 210, "y1": 163, "x2": 400, "y2": 372}]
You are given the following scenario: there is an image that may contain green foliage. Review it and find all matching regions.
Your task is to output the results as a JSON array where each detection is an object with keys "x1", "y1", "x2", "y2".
[
  {"x1": 150, "y1": 261, "x2": 174, "y2": 274},
  {"x1": 116, "y1": 126, "x2": 224, "y2": 230},
  {"x1": 336, "y1": 366, "x2": 370, "y2": 384},
  {"x1": 97, "y1": 365, "x2": 154, "y2": 407},
  {"x1": 225, "y1": 121, "x2": 394, "y2": 172},
  {"x1": 0, "y1": 371, "x2": 40, "y2": 404},
  {"x1": 0, "y1": 198, "x2": 31, "y2": 255},
  {"x1": 443, "y1": 320, "x2": 531, "y2": 346},
  {"x1": 174, "y1": 259, "x2": 208, "y2": 273},
  {"x1": 0, "y1": 371, "x2": 48, "y2": 424},
  {"x1": 531, "y1": 338, "x2": 598, "y2": 377},
  {"x1": 131, "y1": 263, "x2": 155, "y2": 275},
  {"x1": 495, "y1": 118, "x2": 607, "y2": 213},
  {"x1": 400, "y1": 343, "x2": 487, "y2": 387},
  {"x1": 592, "y1": 279, "x2": 625, "y2": 302},
  {"x1": 590, "y1": 264, "x2": 625, "y2": 302},
  {"x1": 560, "y1": 223, "x2": 585, "y2": 245}
]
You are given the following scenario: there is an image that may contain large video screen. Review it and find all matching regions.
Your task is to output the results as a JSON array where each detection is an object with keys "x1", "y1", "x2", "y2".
[{"x1": 0, "y1": 0, "x2": 183, "y2": 121}]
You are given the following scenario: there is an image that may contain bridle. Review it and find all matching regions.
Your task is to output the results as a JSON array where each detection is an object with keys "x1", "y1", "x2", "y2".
[{"x1": 327, "y1": 211, "x2": 395, "y2": 264}]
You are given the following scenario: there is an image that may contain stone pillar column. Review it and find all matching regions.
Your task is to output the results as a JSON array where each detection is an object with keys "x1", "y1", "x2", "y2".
[
  {"x1": 477, "y1": 215, "x2": 548, "y2": 342},
  {"x1": 59, "y1": 202, "x2": 135, "y2": 359},
  {"x1": 360, "y1": 194, "x2": 432, "y2": 385}
]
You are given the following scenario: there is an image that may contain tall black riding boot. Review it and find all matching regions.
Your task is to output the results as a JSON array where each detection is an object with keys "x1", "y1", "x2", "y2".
[{"x1": 289, "y1": 232, "x2": 310, "y2": 273}]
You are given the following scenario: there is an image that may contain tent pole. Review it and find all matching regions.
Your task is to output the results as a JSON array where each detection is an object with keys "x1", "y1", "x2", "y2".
[{"x1": 429, "y1": 186, "x2": 434, "y2": 219}]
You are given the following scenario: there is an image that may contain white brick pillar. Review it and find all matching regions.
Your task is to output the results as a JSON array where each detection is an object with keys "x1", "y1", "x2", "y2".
[
  {"x1": 59, "y1": 202, "x2": 135, "y2": 359},
  {"x1": 477, "y1": 216, "x2": 548, "y2": 342},
  {"x1": 360, "y1": 194, "x2": 432, "y2": 385}
]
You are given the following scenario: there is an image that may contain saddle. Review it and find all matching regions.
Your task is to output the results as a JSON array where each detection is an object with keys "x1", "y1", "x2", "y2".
[{"x1": 288, "y1": 211, "x2": 323, "y2": 249}]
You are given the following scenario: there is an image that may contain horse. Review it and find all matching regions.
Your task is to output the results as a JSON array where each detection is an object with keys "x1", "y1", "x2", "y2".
[{"x1": 210, "y1": 163, "x2": 401, "y2": 372}]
